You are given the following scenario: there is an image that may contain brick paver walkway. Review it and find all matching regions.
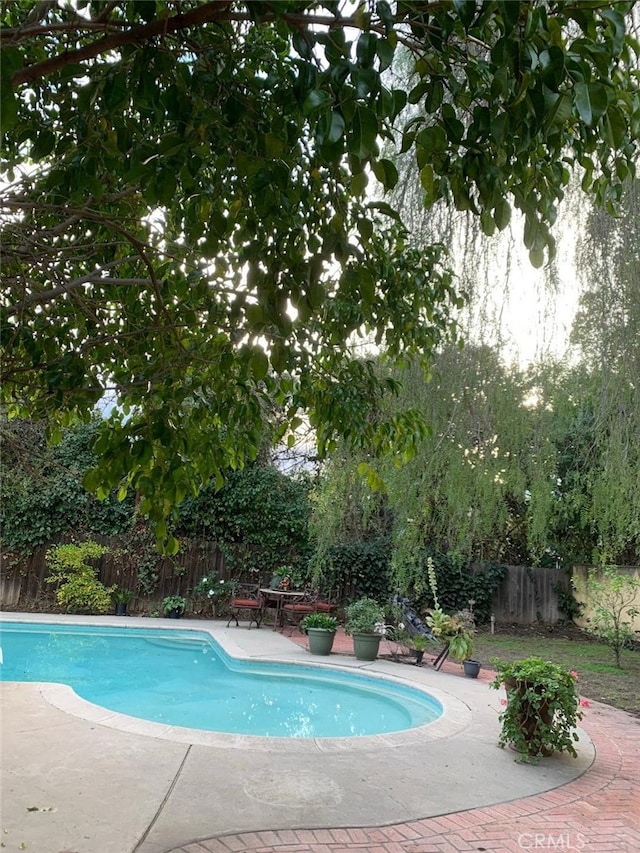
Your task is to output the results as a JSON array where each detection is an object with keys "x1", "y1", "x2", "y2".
[{"x1": 170, "y1": 630, "x2": 640, "y2": 853}]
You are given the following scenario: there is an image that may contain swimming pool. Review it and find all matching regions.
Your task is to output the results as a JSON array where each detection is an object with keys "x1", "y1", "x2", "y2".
[{"x1": 0, "y1": 621, "x2": 442, "y2": 737}]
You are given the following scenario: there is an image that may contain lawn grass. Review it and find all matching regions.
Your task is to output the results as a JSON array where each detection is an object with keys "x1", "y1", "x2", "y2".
[{"x1": 473, "y1": 627, "x2": 640, "y2": 717}]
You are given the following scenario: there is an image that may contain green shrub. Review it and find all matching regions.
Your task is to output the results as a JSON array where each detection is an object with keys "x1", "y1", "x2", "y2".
[
  {"x1": 344, "y1": 597, "x2": 385, "y2": 635},
  {"x1": 45, "y1": 540, "x2": 114, "y2": 613},
  {"x1": 162, "y1": 595, "x2": 187, "y2": 614}
]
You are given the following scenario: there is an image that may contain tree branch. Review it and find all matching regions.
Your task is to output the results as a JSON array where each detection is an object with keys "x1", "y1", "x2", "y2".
[
  {"x1": 8, "y1": 1, "x2": 397, "y2": 88},
  {"x1": 2, "y1": 257, "x2": 143, "y2": 315},
  {"x1": 11, "y1": 1, "x2": 237, "y2": 87}
]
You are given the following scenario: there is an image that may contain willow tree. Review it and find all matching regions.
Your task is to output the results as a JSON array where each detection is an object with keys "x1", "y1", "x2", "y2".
[
  {"x1": 311, "y1": 345, "x2": 561, "y2": 579},
  {"x1": 2, "y1": 2, "x2": 638, "y2": 546},
  {"x1": 563, "y1": 179, "x2": 640, "y2": 564}
]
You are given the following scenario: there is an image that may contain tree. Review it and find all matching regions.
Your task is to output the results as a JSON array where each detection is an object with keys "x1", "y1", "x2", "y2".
[
  {"x1": 581, "y1": 565, "x2": 640, "y2": 666},
  {"x1": 562, "y1": 179, "x2": 640, "y2": 564},
  {"x1": 311, "y1": 345, "x2": 554, "y2": 573},
  {"x1": 2, "y1": 1, "x2": 638, "y2": 545}
]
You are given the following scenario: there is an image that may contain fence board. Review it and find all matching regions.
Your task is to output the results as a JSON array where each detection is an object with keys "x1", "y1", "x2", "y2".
[{"x1": 482, "y1": 564, "x2": 569, "y2": 624}]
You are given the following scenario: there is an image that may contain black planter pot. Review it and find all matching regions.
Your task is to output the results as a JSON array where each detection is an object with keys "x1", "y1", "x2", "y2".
[
  {"x1": 115, "y1": 602, "x2": 128, "y2": 616},
  {"x1": 167, "y1": 609, "x2": 183, "y2": 619},
  {"x1": 463, "y1": 659, "x2": 481, "y2": 678},
  {"x1": 415, "y1": 650, "x2": 425, "y2": 665}
]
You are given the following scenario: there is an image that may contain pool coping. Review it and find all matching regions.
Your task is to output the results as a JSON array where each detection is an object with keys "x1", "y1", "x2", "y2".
[
  {"x1": 1, "y1": 611, "x2": 474, "y2": 752},
  {"x1": 2, "y1": 611, "x2": 603, "y2": 853}
]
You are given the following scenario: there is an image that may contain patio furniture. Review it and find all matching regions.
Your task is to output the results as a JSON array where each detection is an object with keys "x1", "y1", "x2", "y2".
[
  {"x1": 259, "y1": 588, "x2": 307, "y2": 631},
  {"x1": 226, "y1": 584, "x2": 264, "y2": 629},
  {"x1": 280, "y1": 590, "x2": 317, "y2": 633},
  {"x1": 313, "y1": 593, "x2": 337, "y2": 614}
]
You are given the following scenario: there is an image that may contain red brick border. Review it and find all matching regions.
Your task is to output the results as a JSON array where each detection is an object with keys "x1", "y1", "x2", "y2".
[{"x1": 170, "y1": 691, "x2": 640, "y2": 852}]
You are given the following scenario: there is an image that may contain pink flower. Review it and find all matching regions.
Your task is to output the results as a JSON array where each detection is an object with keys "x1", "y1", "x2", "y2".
[
  {"x1": 570, "y1": 670, "x2": 579, "y2": 679},
  {"x1": 500, "y1": 698, "x2": 508, "y2": 706},
  {"x1": 579, "y1": 698, "x2": 591, "y2": 708}
]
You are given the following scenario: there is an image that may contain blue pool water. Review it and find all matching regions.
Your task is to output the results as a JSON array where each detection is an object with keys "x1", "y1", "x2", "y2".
[{"x1": 0, "y1": 622, "x2": 442, "y2": 737}]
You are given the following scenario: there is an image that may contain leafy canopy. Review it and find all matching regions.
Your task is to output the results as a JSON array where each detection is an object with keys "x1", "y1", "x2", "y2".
[{"x1": 1, "y1": 1, "x2": 638, "y2": 545}]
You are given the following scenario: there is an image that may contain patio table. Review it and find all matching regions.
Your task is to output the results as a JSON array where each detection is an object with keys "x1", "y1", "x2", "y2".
[{"x1": 259, "y1": 588, "x2": 306, "y2": 631}]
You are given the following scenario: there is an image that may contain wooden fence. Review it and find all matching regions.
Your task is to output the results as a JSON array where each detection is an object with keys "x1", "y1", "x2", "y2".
[
  {"x1": 0, "y1": 536, "x2": 226, "y2": 614},
  {"x1": 1, "y1": 539, "x2": 579, "y2": 624},
  {"x1": 481, "y1": 563, "x2": 571, "y2": 625}
]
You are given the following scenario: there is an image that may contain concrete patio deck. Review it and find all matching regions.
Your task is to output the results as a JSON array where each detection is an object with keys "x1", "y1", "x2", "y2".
[{"x1": 1, "y1": 612, "x2": 638, "y2": 853}]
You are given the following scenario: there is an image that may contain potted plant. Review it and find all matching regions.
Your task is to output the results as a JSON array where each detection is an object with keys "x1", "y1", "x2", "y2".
[
  {"x1": 426, "y1": 607, "x2": 479, "y2": 674},
  {"x1": 345, "y1": 597, "x2": 386, "y2": 661},
  {"x1": 270, "y1": 564, "x2": 307, "y2": 591},
  {"x1": 162, "y1": 595, "x2": 187, "y2": 618},
  {"x1": 300, "y1": 612, "x2": 339, "y2": 655},
  {"x1": 446, "y1": 625, "x2": 474, "y2": 663},
  {"x1": 113, "y1": 588, "x2": 133, "y2": 616},
  {"x1": 462, "y1": 658, "x2": 481, "y2": 678},
  {"x1": 490, "y1": 657, "x2": 584, "y2": 763},
  {"x1": 411, "y1": 635, "x2": 430, "y2": 665}
]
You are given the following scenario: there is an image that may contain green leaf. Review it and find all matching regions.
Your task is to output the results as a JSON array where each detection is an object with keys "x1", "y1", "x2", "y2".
[
  {"x1": 453, "y1": 0, "x2": 477, "y2": 29},
  {"x1": 420, "y1": 164, "x2": 435, "y2": 194},
  {"x1": 348, "y1": 106, "x2": 379, "y2": 159},
  {"x1": 351, "y1": 170, "x2": 368, "y2": 196},
  {"x1": 604, "y1": 106, "x2": 626, "y2": 150},
  {"x1": 357, "y1": 269, "x2": 376, "y2": 304},
  {"x1": 494, "y1": 198, "x2": 511, "y2": 230},
  {"x1": 264, "y1": 132, "x2": 285, "y2": 158},
  {"x1": 326, "y1": 110, "x2": 346, "y2": 144},
  {"x1": 371, "y1": 158, "x2": 398, "y2": 189},
  {"x1": 574, "y1": 82, "x2": 608, "y2": 127},
  {"x1": 250, "y1": 350, "x2": 269, "y2": 381},
  {"x1": 83, "y1": 469, "x2": 102, "y2": 493},
  {"x1": 425, "y1": 80, "x2": 444, "y2": 114},
  {"x1": 356, "y1": 32, "x2": 377, "y2": 68},
  {"x1": 0, "y1": 48, "x2": 22, "y2": 135},
  {"x1": 441, "y1": 104, "x2": 465, "y2": 144},
  {"x1": 539, "y1": 47, "x2": 565, "y2": 92},
  {"x1": 529, "y1": 246, "x2": 545, "y2": 268},
  {"x1": 357, "y1": 218, "x2": 373, "y2": 241},
  {"x1": 480, "y1": 210, "x2": 496, "y2": 236},
  {"x1": 31, "y1": 129, "x2": 56, "y2": 160},
  {"x1": 165, "y1": 536, "x2": 180, "y2": 556},
  {"x1": 390, "y1": 88, "x2": 407, "y2": 120},
  {"x1": 416, "y1": 124, "x2": 448, "y2": 153},
  {"x1": 376, "y1": 38, "x2": 395, "y2": 72},
  {"x1": 600, "y1": 9, "x2": 625, "y2": 56},
  {"x1": 302, "y1": 89, "x2": 332, "y2": 115}
]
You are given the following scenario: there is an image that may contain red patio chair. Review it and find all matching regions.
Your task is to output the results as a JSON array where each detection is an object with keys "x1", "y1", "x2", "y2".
[
  {"x1": 226, "y1": 583, "x2": 264, "y2": 629},
  {"x1": 280, "y1": 591, "x2": 317, "y2": 633},
  {"x1": 314, "y1": 593, "x2": 338, "y2": 614}
]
